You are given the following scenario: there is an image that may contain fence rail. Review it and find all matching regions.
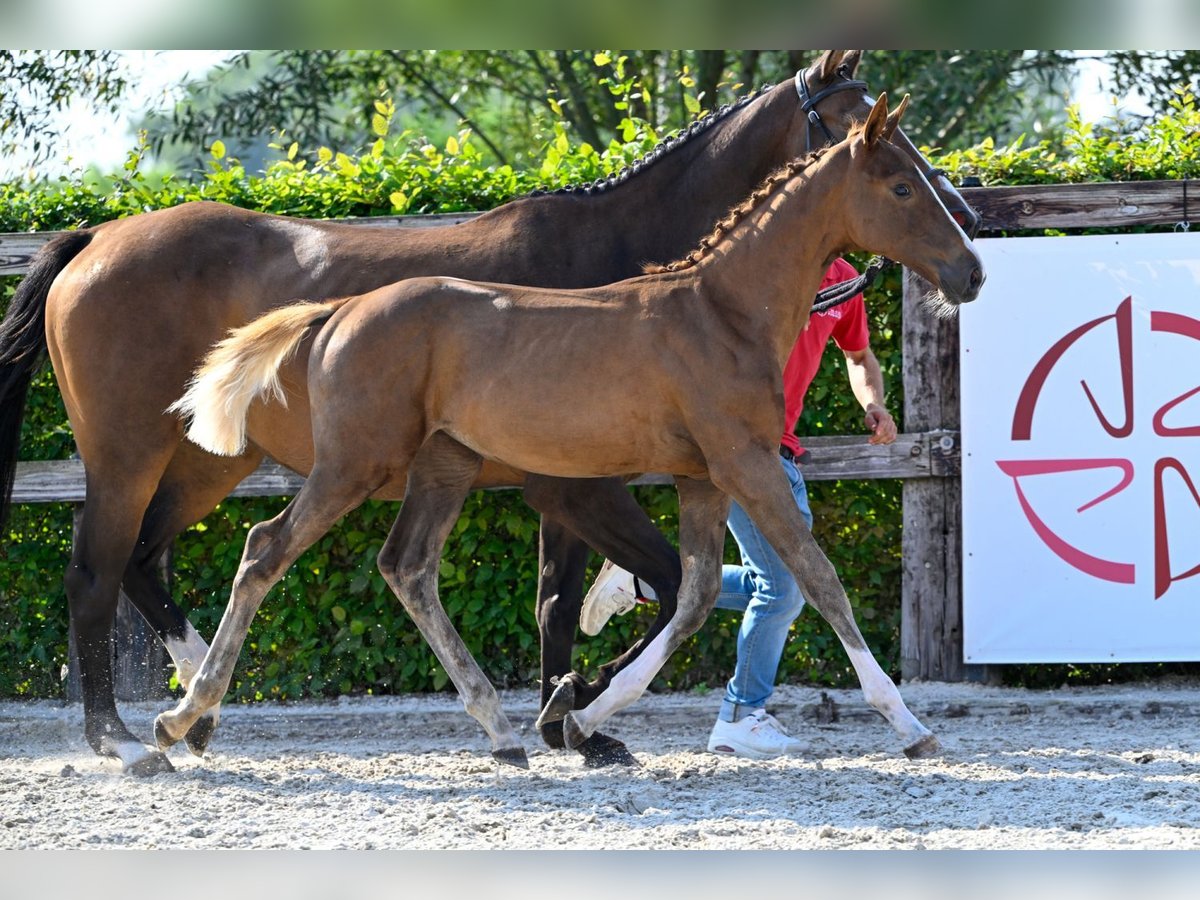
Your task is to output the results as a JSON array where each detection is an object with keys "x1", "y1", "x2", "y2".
[{"x1": 10, "y1": 430, "x2": 961, "y2": 506}]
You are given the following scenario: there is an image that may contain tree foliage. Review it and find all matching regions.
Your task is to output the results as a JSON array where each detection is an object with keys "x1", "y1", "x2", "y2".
[
  {"x1": 0, "y1": 51, "x2": 129, "y2": 171},
  {"x1": 143, "y1": 50, "x2": 1089, "y2": 174}
]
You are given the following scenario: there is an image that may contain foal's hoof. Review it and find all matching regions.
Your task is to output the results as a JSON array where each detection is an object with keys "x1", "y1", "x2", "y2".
[
  {"x1": 534, "y1": 677, "x2": 578, "y2": 732},
  {"x1": 125, "y1": 749, "x2": 175, "y2": 778},
  {"x1": 153, "y1": 715, "x2": 181, "y2": 752},
  {"x1": 903, "y1": 733, "x2": 942, "y2": 760},
  {"x1": 184, "y1": 714, "x2": 217, "y2": 758},
  {"x1": 562, "y1": 712, "x2": 588, "y2": 750},
  {"x1": 578, "y1": 731, "x2": 639, "y2": 769},
  {"x1": 493, "y1": 747, "x2": 530, "y2": 769}
]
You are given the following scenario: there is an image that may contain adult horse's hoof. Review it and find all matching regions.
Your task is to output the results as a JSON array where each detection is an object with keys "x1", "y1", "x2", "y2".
[
  {"x1": 903, "y1": 733, "x2": 942, "y2": 759},
  {"x1": 125, "y1": 749, "x2": 175, "y2": 777},
  {"x1": 153, "y1": 715, "x2": 181, "y2": 752},
  {"x1": 539, "y1": 720, "x2": 567, "y2": 750},
  {"x1": 562, "y1": 712, "x2": 588, "y2": 750},
  {"x1": 534, "y1": 677, "x2": 577, "y2": 732},
  {"x1": 578, "y1": 731, "x2": 639, "y2": 769},
  {"x1": 183, "y1": 714, "x2": 217, "y2": 758},
  {"x1": 492, "y1": 747, "x2": 530, "y2": 769}
]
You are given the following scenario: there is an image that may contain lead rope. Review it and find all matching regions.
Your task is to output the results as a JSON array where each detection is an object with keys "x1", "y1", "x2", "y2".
[{"x1": 811, "y1": 256, "x2": 894, "y2": 313}]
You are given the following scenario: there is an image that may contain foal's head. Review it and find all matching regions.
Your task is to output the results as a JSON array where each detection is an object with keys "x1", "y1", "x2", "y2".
[
  {"x1": 839, "y1": 92, "x2": 985, "y2": 313},
  {"x1": 785, "y1": 51, "x2": 982, "y2": 239}
]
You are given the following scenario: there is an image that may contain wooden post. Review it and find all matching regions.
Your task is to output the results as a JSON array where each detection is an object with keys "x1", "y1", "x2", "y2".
[
  {"x1": 900, "y1": 269, "x2": 965, "y2": 681},
  {"x1": 65, "y1": 505, "x2": 171, "y2": 702}
]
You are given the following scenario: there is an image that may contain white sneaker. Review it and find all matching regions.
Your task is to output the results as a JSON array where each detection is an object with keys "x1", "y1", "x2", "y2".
[
  {"x1": 579, "y1": 561, "x2": 653, "y2": 636},
  {"x1": 706, "y1": 709, "x2": 806, "y2": 760}
]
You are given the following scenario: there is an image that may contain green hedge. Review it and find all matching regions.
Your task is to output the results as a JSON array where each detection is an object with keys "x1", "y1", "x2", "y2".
[{"x1": 3, "y1": 90, "x2": 1199, "y2": 700}]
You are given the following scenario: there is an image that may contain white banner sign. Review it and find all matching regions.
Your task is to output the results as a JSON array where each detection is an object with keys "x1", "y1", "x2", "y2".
[{"x1": 961, "y1": 233, "x2": 1200, "y2": 662}]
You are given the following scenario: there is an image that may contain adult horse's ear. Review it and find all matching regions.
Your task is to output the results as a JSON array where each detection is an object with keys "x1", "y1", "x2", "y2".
[
  {"x1": 815, "y1": 50, "x2": 846, "y2": 81},
  {"x1": 863, "y1": 92, "x2": 890, "y2": 148},
  {"x1": 881, "y1": 93, "x2": 910, "y2": 141},
  {"x1": 840, "y1": 50, "x2": 864, "y2": 77}
]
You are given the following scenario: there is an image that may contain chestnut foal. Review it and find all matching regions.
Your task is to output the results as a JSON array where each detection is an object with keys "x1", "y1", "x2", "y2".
[{"x1": 161, "y1": 94, "x2": 983, "y2": 767}]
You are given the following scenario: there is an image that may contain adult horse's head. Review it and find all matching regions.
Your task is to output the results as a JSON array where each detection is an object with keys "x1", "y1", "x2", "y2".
[
  {"x1": 789, "y1": 51, "x2": 982, "y2": 239},
  {"x1": 840, "y1": 92, "x2": 985, "y2": 311}
]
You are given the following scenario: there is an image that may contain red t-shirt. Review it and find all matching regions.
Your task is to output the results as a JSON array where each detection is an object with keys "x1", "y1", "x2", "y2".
[{"x1": 779, "y1": 258, "x2": 869, "y2": 456}]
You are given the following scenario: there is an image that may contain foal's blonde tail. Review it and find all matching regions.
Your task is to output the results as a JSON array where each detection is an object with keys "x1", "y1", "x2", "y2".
[{"x1": 169, "y1": 299, "x2": 346, "y2": 456}]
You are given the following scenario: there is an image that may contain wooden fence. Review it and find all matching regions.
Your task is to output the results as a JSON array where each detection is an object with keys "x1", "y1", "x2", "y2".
[{"x1": 2, "y1": 178, "x2": 1194, "y2": 697}]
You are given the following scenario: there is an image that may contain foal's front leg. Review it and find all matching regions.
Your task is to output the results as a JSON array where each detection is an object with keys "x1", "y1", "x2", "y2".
[
  {"x1": 719, "y1": 449, "x2": 939, "y2": 758},
  {"x1": 562, "y1": 478, "x2": 730, "y2": 748}
]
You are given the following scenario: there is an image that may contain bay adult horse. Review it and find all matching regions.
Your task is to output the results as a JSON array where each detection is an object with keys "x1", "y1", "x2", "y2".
[
  {"x1": 159, "y1": 94, "x2": 984, "y2": 767},
  {"x1": 0, "y1": 50, "x2": 980, "y2": 774}
]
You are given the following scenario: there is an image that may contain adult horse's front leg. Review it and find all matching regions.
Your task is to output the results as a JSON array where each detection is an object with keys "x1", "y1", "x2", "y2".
[
  {"x1": 719, "y1": 450, "x2": 939, "y2": 759},
  {"x1": 376, "y1": 433, "x2": 526, "y2": 767},
  {"x1": 562, "y1": 478, "x2": 730, "y2": 749},
  {"x1": 524, "y1": 476, "x2": 683, "y2": 704},
  {"x1": 528, "y1": 517, "x2": 636, "y2": 766},
  {"x1": 524, "y1": 476, "x2": 682, "y2": 764}
]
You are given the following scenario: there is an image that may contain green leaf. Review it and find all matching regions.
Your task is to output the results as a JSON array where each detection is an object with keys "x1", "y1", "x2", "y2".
[{"x1": 210, "y1": 140, "x2": 226, "y2": 160}]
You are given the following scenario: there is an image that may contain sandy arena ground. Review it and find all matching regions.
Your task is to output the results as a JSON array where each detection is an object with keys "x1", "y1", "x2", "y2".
[{"x1": 2, "y1": 679, "x2": 1200, "y2": 850}]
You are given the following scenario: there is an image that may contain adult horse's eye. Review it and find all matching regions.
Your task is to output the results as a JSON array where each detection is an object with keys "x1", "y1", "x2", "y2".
[{"x1": 894, "y1": 183, "x2": 912, "y2": 197}]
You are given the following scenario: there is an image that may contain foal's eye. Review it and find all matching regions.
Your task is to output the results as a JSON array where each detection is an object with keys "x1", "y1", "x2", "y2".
[{"x1": 893, "y1": 183, "x2": 912, "y2": 198}]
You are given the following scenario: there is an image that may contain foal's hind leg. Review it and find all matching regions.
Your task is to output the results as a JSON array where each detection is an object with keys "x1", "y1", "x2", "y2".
[
  {"x1": 377, "y1": 434, "x2": 526, "y2": 768},
  {"x1": 154, "y1": 466, "x2": 369, "y2": 750},
  {"x1": 120, "y1": 441, "x2": 264, "y2": 756},
  {"x1": 563, "y1": 477, "x2": 730, "y2": 749}
]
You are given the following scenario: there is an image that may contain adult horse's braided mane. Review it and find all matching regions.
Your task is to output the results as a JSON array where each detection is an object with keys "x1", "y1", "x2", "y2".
[
  {"x1": 643, "y1": 143, "x2": 836, "y2": 274},
  {"x1": 526, "y1": 82, "x2": 773, "y2": 198}
]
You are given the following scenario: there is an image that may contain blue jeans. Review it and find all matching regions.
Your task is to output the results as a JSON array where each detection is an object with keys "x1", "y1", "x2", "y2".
[{"x1": 715, "y1": 454, "x2": 812, "y2": 723}]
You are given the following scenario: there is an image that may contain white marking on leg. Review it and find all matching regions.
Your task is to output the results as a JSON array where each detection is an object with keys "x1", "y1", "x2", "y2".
[
  {"x1": 164, "y1": 623, "x2": 209, "y2": 688},
  {"x1": 571, "y1": 624, "x2": 677, "y2": 738},
  {"x1": 844, "y1": 644, "x2": 932, "y2": 746},
  {"x1": 165, "y1": 624, "x2": 222, "y2": 735}
]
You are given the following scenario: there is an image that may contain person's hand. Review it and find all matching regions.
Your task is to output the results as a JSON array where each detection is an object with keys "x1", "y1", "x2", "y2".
[{"x1": 864, "y1": 404, "x2": 897, "y2": 445}]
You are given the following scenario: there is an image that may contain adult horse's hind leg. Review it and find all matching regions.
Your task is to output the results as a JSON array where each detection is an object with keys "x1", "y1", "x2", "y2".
[
  {"x1": 376, "y1": 433, "x2": 526, "y2": 768},
  {"x1": 67, "y1": 462, "x2": 178, "y2": 776},
  {"x1": 563, "y1": 478, "x2": 730, "y2": 749},
  {"x1": 120, "y1": 441, "x2": 265, "y2": 756},
  {"x1": 153, "y1": 465, "x2": 370, "y2": 751}
]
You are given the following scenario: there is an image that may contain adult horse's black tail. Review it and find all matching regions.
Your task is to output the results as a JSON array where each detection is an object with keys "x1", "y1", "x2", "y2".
[{"x1": 0, "y1": 230, "x2": 94, "y2": 526}]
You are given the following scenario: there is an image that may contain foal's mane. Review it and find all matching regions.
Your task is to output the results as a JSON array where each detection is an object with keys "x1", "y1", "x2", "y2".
[
  {"x1": 526, "y1": 82, "x2": 773, "y2": 199},
  {"x1": 643, "y1": 139, "x2": 844, "y2": 275}
]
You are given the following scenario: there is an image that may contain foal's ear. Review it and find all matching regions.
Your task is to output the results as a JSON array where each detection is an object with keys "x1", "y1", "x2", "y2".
[
  {"x1": 862, "y1": 92, "x2": 890, "y2": 148},
  {"x1": 881, "y1": 93, "x2": 910, "y2": 141}
]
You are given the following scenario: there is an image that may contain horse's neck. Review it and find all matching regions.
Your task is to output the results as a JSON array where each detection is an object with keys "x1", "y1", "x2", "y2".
[
  {"x1": 608, "y1": 83, "x2": 795, "y2": 261},
  {"x1": 441, "y1": 83, "x2": 797, "y2": 279},
  {"x1": 695, "y1": 162, "x2": 848, "y2": 368}
]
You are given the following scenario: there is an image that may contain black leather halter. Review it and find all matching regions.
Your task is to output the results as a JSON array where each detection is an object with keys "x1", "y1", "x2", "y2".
[{"x1": 794, "y1": 66, "x2": 869, "y2": 152}]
